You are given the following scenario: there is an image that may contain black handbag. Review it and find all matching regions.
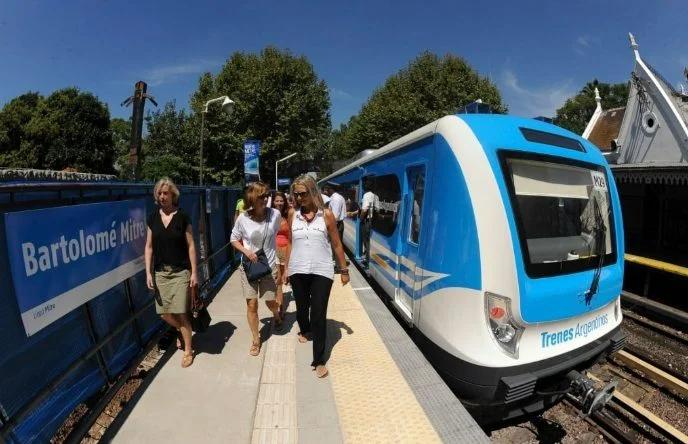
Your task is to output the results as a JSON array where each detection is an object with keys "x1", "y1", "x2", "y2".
[
  {"x1": 242, "y1": 210, "x2": 273, "y2": 282},
  {"x1": 190, "y1": 284, "x2": 212, "y2": 332}
]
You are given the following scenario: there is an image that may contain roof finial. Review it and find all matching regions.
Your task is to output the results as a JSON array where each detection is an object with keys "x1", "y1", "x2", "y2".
[
  {"x1": 629, "y1": 32, "x2": 640, "y2": 59},
  {"x1": 594, "y1": 87, "x2": 601, "y2": 104}
]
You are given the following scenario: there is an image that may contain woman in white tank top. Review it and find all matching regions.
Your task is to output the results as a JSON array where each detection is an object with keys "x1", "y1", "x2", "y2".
[{"x1": 284, "y1": 175, "x2": 348, "y2": 378}]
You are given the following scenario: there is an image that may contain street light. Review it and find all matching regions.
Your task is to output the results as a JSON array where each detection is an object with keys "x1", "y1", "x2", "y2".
[
  {"x1": 275, "y1": 152, "x2": 298, "y2": 190},
  {"x1": 199, "y1": 96, "x2": 235, "y2": 186}
]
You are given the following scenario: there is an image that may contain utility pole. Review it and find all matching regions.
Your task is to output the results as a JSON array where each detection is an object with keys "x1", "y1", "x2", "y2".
[{"x1": 122, "y1": 81, "x2": 157, "y2": 181}]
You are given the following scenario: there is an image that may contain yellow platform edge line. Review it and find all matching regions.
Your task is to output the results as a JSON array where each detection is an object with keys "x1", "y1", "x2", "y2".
[
  {"x1": 624, "y1": 253, "x2": 688, "y2": 278},
  {"x1": 326, "y1": 280, "x2": 441, "y2": 443}
]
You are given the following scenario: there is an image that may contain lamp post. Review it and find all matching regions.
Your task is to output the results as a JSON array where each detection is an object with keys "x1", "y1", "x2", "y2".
[
  {"x1": 275, "y1": 152, "x2": 297, "y2": 190},
  {"x1": 199, "y1": 96, "x2": 235, "y2": 186}
]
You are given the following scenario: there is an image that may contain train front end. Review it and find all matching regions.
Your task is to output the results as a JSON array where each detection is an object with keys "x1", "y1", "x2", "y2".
[{"x1": 432, "y1": 115, "x2": 626, "y2": 422}]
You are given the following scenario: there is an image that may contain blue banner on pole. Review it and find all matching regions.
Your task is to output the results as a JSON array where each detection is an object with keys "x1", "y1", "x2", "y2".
[
  {"x1": 244, "y1": 139, "x2": 261, "y2": 182},
  {"x1": 4, "y1": 199, "x2": 147, "y2": 336},
  {"x1": 277, "y1": 178, "x2": 291, "y2": 186}
]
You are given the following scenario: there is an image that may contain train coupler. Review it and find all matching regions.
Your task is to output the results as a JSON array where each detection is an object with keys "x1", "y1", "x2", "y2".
[{"x1": 566, "y1": 370, "x2": 617, "y2": 416}]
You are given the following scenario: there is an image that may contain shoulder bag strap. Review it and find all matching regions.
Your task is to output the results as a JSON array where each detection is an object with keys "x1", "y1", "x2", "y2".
[{"x1": 260, "y1": 209, "x2": 271, "y2": 250}]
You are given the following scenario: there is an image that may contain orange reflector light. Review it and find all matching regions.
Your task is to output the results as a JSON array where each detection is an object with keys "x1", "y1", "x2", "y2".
[{"x1": 490, "y1": 307, "x2": 506, "y2": 319}]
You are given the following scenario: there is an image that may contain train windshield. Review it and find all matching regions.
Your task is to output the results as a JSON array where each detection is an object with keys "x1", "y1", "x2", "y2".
[{"x1": 503, "y1": 156, "x2": 616, "y2": 277}]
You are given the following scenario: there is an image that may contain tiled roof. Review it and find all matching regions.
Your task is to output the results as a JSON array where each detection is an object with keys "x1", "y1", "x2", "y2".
[{"x1": 588, "y1": 107, "x2": 626, "y2": 151}]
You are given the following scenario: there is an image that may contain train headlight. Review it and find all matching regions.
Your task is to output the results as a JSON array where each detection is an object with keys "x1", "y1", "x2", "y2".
[{"x1": 486, "y1": 292, "x2": 524, "y2": 358}]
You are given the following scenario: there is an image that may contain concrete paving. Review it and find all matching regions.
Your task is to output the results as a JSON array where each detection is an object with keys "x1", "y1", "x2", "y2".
[
  {"x1": 108, "y1": 270, "x2": 344, "y2": 444},
  {"x1": 107, "y1": 264, "x2": 486, "y2": 443}
]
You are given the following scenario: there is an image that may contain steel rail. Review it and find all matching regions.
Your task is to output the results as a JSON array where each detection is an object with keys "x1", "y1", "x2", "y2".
[{"x1": 587, "y1": 373, "x2": 688, "y2": 443}]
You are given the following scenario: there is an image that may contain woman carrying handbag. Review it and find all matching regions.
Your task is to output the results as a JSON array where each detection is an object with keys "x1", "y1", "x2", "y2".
[{"x1": 230, "y1": 181, "x2": 283, "y2": 356}]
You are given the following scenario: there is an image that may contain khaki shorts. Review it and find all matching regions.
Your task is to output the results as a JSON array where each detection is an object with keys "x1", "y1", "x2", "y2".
[
  {"x1": 154, "y1": 269, "x2": 190, "y2": 314},
  {"x1": 276, "y1": 247, "x2": 287, "y2": 265},
  {"x1": 239, "y1": 265, "x2": 278, "y2": 300}
]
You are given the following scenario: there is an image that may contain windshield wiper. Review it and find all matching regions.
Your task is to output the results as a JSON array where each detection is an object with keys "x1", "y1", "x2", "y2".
[{"x1": 585, "y1": 196, "x2": 607, "y2": 305}]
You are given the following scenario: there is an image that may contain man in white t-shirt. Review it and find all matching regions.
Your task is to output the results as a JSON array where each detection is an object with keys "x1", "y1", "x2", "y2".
[
  {"x1": 359, "y1": 178, "x2": 378, "y2": 267},
  {"x1": 324, "y1": 183, "x2": 347, "y2": 272}
]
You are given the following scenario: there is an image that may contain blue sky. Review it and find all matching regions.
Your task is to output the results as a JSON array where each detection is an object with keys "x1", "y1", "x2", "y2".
[{"x1": 1, "y1": 0, "x2": 687, "y2": 127}]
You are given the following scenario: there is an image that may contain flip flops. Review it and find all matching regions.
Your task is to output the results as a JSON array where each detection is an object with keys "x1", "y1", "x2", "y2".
[
  {"x1": 181, "y1": 351, "x2": 194, "y2": 368},
  {"x1": 315, "y1": 365, "x2": 328, "y2": 378}
]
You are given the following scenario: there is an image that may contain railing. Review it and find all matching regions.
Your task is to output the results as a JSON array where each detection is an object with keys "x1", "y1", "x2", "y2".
[{"x1": 624, "y1": 253, "x2": 688, "y2": 298}]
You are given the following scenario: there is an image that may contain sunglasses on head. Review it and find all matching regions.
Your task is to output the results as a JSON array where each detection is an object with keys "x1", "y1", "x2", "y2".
[{"x1": 293, "y1": 191, "x2": 308, "y2": 198}]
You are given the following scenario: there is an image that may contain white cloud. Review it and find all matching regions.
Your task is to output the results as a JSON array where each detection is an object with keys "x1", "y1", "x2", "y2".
[
  {"x1": 577, "y1": 36, "x2": 590, "y2": 47},
  {"x1": 329, "y1": 87, "x2": 354, "y2": 100},
  {"x1": 144, "y1": 59, "x2": 221, "y2": 86},
  {"x1": 500, "y1": 69, "x2": 576, "y2": 118}
]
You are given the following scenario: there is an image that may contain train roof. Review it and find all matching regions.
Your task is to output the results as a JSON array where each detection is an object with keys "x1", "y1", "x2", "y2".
[{"x1": 322, "y1": 114, "x2": 600, "y2": 182}]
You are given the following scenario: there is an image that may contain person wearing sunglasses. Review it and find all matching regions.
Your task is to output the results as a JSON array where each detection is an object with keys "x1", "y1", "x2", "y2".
[
  {"x1": 230, "y1": 181, "x2": 283, "y2": 356},
  {"x1": 283, "y1": 175, "x2": 349, "y2": 378}
]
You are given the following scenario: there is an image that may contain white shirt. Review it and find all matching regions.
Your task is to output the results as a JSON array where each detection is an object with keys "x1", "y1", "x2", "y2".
[
  {"x1": 361, "y1": 191, "x2": 379, "y2": 219},
  {"x1": 321, "y1": 193, "x2": 330, "y2": 206},
  {"x1": 230, "y1": 208, "x2": 281, "y2": 267},
  {"x1": 328, "y1": 192, "x2": 346, "y2": 222},
  {"x1": 287, "y1": 209, "x2": 334, "y2": 280}
]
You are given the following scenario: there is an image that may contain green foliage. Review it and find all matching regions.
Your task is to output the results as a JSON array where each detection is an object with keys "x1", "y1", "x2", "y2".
[
  {"x1": 139, "y1": 101, "x2": 197, "y2": 184},
  {"x1": 189, "y1": 46, "x2": 331, "y2": 185},
  {"x1": 141, "y1": 153, "x2": 195, "y2": 185},
  {"x1": 335, "y1": 52, "x2": 506, "y2": 159},
  {"x1": 0, "y1": 88, "x2": 114, "y2": 173},
  {"x1": 554, "y1": 80, "x2": 629, "y2": 135},
  {"x1": 111, "y1": 117, "x2": 132, "y2": 176}
]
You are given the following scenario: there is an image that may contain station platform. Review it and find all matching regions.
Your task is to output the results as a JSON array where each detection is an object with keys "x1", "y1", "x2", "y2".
[{"x1": 105, "y1": 264, "x2": 487, "y2": 443}]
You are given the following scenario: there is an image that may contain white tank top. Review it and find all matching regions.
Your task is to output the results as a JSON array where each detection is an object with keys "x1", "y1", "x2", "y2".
[{"x1": 288, "y1": 208, "x2": 334, "y2": 280}]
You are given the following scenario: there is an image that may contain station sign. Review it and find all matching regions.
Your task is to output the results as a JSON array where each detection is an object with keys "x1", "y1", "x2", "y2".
[
  {"x1": 4, "y1": 199, "x2": 147, "y2": 336},
  {"x1": 277, "y1": 178, "x2": 291, "y2": 186}
]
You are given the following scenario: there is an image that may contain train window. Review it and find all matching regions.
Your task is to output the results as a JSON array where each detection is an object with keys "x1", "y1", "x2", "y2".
[
  {"x1": 341, "y1": 182, "x2": 359, "y2": 217},
  {"x1": 368, "y1": 175, "x2": 401, "y2": 236},
  {"x1": 410, "y1": 173, "x2": 425, "y2": 244},
  {"x1": 520, "y1": 128, "x2": 585, "y2": 152},
  {"x1": 502, "y1": 154, "x2": 616, "y2": 278}
]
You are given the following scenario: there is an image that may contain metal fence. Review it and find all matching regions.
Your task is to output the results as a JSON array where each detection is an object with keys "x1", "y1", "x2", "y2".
[{"x1": 0, "y1": 181, "x2": 240, "y2": 443}]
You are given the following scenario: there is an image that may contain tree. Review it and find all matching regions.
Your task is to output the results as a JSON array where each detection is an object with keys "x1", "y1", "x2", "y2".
[
  {"x1": 111, "y1": 117, "x2": 132, "y2": 175},
  {"x1": 335, "y1": 52, "x2": 506, "y2": 159},
  {"x1": 0, "y1": 88, "x2": 115, "y2": 173},
  {"x1": 0, "y1": 92, "x2": 42, "y2": 167},
  {"x1": 554, "y1": 80, "x2": 629, "y2": 135},
  {"x1": 139, "y1": 101, "x2": 196, "y2": 184},
  {"x1": 189, "y1": 47, "x2": 331, "y2": 185}
]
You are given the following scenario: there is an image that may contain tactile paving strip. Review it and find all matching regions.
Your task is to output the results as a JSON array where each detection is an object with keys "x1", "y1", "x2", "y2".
[
  {"x1": 252, "y1": 334, "x2": 298, "y2": 444},
  {"x1": 347, "y1": 271, "x2": 488, "y2": 443},
  {"x1": 327, "y1": 281, "x2": 442, "y2": 443}
]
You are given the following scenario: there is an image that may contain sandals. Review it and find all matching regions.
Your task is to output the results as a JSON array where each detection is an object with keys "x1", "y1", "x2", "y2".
[
  {"x1": 315, "y1": 365, "x2": 329, "y2": 378},
  {"x1": 249, "y1": 340, "x2": 262, "y2": 356},
  {"x1": 297, "y1": 333, "x2": 310, "y2": 343},
  {"x1": 181, "y1": 352, "x2": 194, "y2": 368}
]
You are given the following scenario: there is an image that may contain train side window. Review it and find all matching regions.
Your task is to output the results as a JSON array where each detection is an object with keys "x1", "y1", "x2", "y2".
[
  {"x1": 370, "y1": 174, "x2": 401, "y2": 236},
  {"x1": 410, "y1": 173, "x2": 425, "y2": 244},
  {"x1": 342, "y1": 182, "x2": 359, "y2": 217}
]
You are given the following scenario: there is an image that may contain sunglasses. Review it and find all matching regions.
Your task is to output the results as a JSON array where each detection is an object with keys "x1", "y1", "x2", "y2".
[{"x1": 293, "y1": 191, "x2": 309, "y2": 198}]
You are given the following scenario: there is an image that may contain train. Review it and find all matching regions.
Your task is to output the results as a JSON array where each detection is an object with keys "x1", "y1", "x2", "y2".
[{"x1": 321, "y1": 112, "x2": 626, "y2": 423}]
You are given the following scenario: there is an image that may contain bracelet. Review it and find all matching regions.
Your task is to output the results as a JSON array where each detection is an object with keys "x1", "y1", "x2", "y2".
[{"x1": 340, "y1": 268, "x2": 349, "y2": 274}]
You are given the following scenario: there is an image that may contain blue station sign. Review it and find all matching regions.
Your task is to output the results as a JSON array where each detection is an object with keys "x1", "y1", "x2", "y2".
[
  {"x1": 244, "y1": 139, "x2": 261, "y2": 182},
  {"x1": 5, "y1": 199, "x2": 147, "y2": 336}
]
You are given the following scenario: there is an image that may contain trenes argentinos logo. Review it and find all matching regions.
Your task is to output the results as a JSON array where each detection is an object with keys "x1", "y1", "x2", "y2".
[{"x1": 540, "y1": 314, "x2": 608, "y2": 348}]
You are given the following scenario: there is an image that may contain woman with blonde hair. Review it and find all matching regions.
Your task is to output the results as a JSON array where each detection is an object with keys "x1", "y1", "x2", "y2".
[
  {"x1": 284, "y1": 175, "x2": 349, "y2": 378},
  {"x1": 230, "y1": 181, "x2": 282, "y2": 356},
  {"x1": 145, "y1": 178, "x2": 198, "y2": 368}
]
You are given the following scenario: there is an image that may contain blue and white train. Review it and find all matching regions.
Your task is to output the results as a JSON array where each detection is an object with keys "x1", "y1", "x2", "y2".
[{"x1": 321, "y1": 113, "x2": 625, "y2": 422}]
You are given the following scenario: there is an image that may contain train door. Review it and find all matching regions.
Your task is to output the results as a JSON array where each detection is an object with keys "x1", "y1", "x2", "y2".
[{"x1": 395, "y1": 165, "x2": 426, "y2": 324}]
